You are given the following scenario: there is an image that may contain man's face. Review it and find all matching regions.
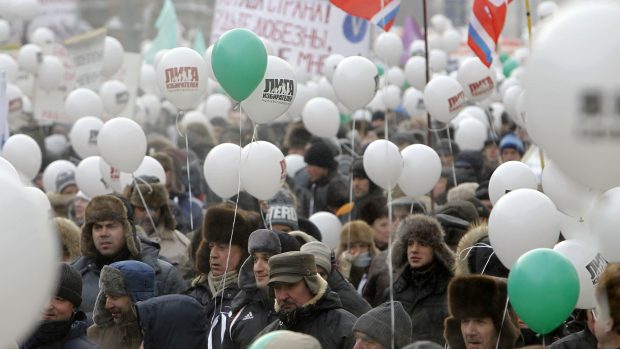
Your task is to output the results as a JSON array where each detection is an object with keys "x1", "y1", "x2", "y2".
[
  {"x1": 253, "y1": 252, "x2": 272, "y2": 288},
  {"x1": 483, "y1": 144, "x2": 500, "y2": 162},
  {"x1": 274, "y1": 279, "x2": 314, "y2": 313},
  {"x1": 105, "y1": 294, "x2": 134, "y2": 324},
  {"x1": 501, "y1": 148, "x2": 521, "y2": 162},
  {"x1": 209, "y1": 242, "x2": 243, "y2": 277},
  {"x1": 594, "y1": 293, "x2": 617, "y2": 349},
  {"x1": 372, "y1": 217, "x2": 390, "y2": 249},
  {"x1": 352, "y1": 177, "x2": 370, "y2": 198},
  {"x1": 133, "y1": 206, "x2": 161, "y2": 232},
  {"x1": 460, "y1": 317, "x2": 498, "y2": 349},
  {"x1": 407, "y1": 239, "x2": 434, "y2": 269},
  {"x1": 92, "y1": 220, "x2": 126, "y2": 258},
  {"x1": 305, "y1": 165, "x2": 329, "y2": 183},
  {"x1": 73, "y1": 198, "x2": 89, "y2": 222},
  {"x1": 42, "y1": 296, "x2": 74, "y2": 322},
  {"x1": 353, "y1": 331, "x2": 385, "y2": 349}
]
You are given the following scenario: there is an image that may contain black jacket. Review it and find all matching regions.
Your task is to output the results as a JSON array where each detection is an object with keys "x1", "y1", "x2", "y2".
[
  {"x1": 257, "y1": 279, "x2": 357, "y2": 349},
  {"x1": 548, "y1": 328, "x2": 597, "y2": 349},
  {"x1": 327, "y1": 269, "x2": 371, "y2": 317},
  {"x1": 21, "y1": 311, "x2": 99, "y2": 349}
]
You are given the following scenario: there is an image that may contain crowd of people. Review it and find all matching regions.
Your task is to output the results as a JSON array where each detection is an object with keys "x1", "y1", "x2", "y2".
[{"x1": 5, "y1": 99, "x2": 618, "y2": 349}]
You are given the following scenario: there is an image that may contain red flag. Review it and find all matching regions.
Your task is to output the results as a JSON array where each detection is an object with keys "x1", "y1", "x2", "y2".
[
  {"x1": 330, "y1": 0, "x2": 401, "y2": 31},
  {"x1": 468, "y1": 0, "x2": 512, "y2": 67}
]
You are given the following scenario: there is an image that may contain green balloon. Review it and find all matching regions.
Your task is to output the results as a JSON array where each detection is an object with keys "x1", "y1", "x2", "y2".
[
  {"x1": 503, "y1": 58, "x2": 519, "y2": 77},
  {"x1": 375, "y1": 62, "x2": 385, "y2": 76},
  {"x1": 211, "y1": 29, "x2": 267, "y2": 102},
  {"x1": 508, "y1": 248, "x2": 579, "y2": 334},
  {"x1": 499, "y1": 52, "x2": 510, "y2": 63}
]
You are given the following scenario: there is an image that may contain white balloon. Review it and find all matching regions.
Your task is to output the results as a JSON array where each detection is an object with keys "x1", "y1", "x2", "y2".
[
  {"x1": 17, "y1": 43, "x2": 42, "y2": 74},
  {"x1": 240, "y1": 141, "x2": 285, "y2": 200},
  {"x1": 409, "y1": 40, "x2": 426, "y2": 57},
  {"x1": 140, "y1": 94, "x2": 161, "y2": 125},
  {"x1": 101, "y1": 36, "x2": 124, "y2": 77},
  {"x1": 431, "y1": 14, "x2": 450, "y2": 34},
  {"x1": 542, "y1": 161, "x2": 598, "y2": 218},
  {"x1": 363, "y1": 140, "x2": 403, "y2": 190},
  {"x1": 457, "y1": 57, "x2": 495, "y2": 102},
  {"x1": 403, "y1": 87, "x2": 426, "y2": 120},
  {"x1": 24, "y1": 186, "x2": 51, "y2": 213},
  {"x1": 77, "y1": 156, "x2": 113, "y2": 198},
  {"x1": 332, "y1": 56, "x2": 378, "y2": 111},
  {"x1": 140, "y1": 64, "x2": 160, "y2": 96},
  {"x1": 38, "y1": 55, "x2": 64, "y2": 91},
  {"x1": 423, "y1": 76, "x2": 466, "y2": 123},
  {"x1": 502, "y1": 85, "x2": 523, "y2": 127},
  {"x1": 30, "y1": 27, "x2": 54, "y2": 46},
  {"x1": 42, "y1": 160, "x2": 76, "y2": 193},
  {"x1": 69, "y1": 116, "x2": 102, "y2": 159},
  {"x1": 64, "y1": 88, "x2": 104, "y2": 122},
  {"x1": 98, "y1": 157, "x2": 122, "y2": 193},
  {"x1": 0, "y1": 19, "x2": 9, "y2": 42},
  {"x1": 554, "y1": 240, "x2": 607, "y2": 309},
  {"x1": 489, "y1": 188, "x2": 560, "y2": 268},
  {"x1": 404, "y1": 56, "x2": 427, "y2": 91},
  {"x1": 461, "y1": 105, "x2": 489, "y2": 127},
  {"x1": 366, "y1": 90, "x2": 386, "y2": 112},
  {"x1": 382, "y1": 84, "x2": 402, "y2": 110},
  {"x1": 316, "y1": 76, "x2": 338, "y2": 103},
  {"x1": 285, "y1": 154, "x2": 306, "y2": 178},
  {"x1": 538, "y1": 1, "x2": 559, "y2": 21},
  {"x1": 242, "y1": 56, "x2": 297, "y2": 124},
  {"x1": 204, "y1": 143, "x2": 242, "y2": 199},
  {"x1": 119, "y1": 156, "x2": 166, "y2": 191},
  {"x1": 386, "y1": 66, "x2": 405, "y2": 87},
  {"x1": 1, "y1": 134, "x2": 42, "y2": 180},
  {"x1": 309, "y1": 211, "x2": 342, "y2": 249},
  {"x1": 559, "y1": 212, "x2": 598, "y2": 246},
  {"x1": 12, "y1": 0, "x2": 40, "y2": 21},
  {"x1": 323, "y1": 54, "x2": 344, "y2": 83},
  {"x1": 589, "y1": 187, "x2": 620, "y2": 262},
  {"x1": 99, "y1": 80, "x2": 129, "y2": 115},
  {"x1": 454, "y1": 117, "x2": 487, "y2": 151},
  {"x1": 204, "y1": 45, "x2": 216, "y2": 81},
  {"x1": 0, "y1": 156, "x2": 20, "y2": 183},
  {"x1": 0, "y1": 53, "x2": 18, "y2": 83},
  {"x1": 429, "y1": 49, "x2": 448, "y2": 73},
  {"x1": 156, "y1": 47, "x2": 208, "y2": 110},
  {"x1": 260, "y1": 37, "x2": 274, "y2": 56},
  {"x1": 524, "y1": 2, "x2": 620, "y2": 191},
  {"x1": 442, "y1": 28, "x2": 461, "y2": 53},
  {"x1": 489, "y1": 161, "x2": 538, "y2": 205},
  {"x1": 374, "y1": 32, "x2": 404, "y2": 67},
  {"x1": 302, "y1": 97, "x2": 339, "y2": 138},
  {"x1": 515, "y1": 91, "x2": 527, "y2": 127},
  {"x1": 6, "y1": 84, "x2": 23, "y2": 128},
  {"x1": 0, "y1": 177, "x2": 59, "y2": 347},
  {"x1": 180, "y1": 110, "x2": 209, "y2": 130},
  {"x1": 204, "y1": 93, "x2": 232, "y2": 119},
  {"x1": 398, "y1": 144, "x2": 441, "y2": 197},
  {"x1": 97, "y1": 117, "x2": 146, "y2": 173},
  {"x1": 353, "y1": 109, "x2": 372, "y2": 122}
]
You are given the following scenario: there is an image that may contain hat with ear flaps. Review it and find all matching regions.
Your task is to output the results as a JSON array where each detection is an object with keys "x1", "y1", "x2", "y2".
[
  {"x1": 195, "y1": 203, "x2": 255, "y2": 275},
  {"x1": 123, "y1": 178, "x2": 176, "y2": 231},
  {"x1": 444, "y1": 275, "x2": 520, "y2": 349},
  {"x1": 81, "y1": 195, "x2": 141, "y2": 259}
]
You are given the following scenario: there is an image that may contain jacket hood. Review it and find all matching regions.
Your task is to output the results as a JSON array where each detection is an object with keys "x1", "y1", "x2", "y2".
[
  {"x1": 454, "y1": 223, "x2": 509, "y2": 278},
  {"x1": 54, "y1": 217, "x2": 81, "y2": 262}
]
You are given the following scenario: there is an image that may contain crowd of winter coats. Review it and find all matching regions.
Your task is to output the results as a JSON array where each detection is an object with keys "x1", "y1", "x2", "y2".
[{"x1": 11, "y1": 108, "x2": 600, "y2": 349}]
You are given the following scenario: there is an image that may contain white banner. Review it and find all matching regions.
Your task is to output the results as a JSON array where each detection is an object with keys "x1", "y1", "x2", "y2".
[
  {"x1": 65, "y1": 27, "x2": 106, "y2": 90},
  {"x1": 210, "y1": 0, "x2": 370, "y2": 76}
]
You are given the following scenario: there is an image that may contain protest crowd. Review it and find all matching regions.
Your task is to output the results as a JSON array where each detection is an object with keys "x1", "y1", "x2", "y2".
[{"x1": 1, "y1": 0, "x2": 620, "y2": 349}]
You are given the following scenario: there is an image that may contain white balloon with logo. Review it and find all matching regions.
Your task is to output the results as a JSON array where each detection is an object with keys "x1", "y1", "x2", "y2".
[
  {"x1": 457, "y1": 57, "x2": 495, "y2": 102},
  {"x1": 98, "y1": 157, "x2": 122, "y2": 193},
  {"x1": 69, "y1": 116, "x2": 104, "y2": 159},
  {"x1": 423, "y1": 76, "x2": 466, "y2": 123},
  {"x1": 99, "y1": 80, "x2": 129, "y2": 115},
  {"x1": 156, "y1": 47, "x2": 208, "y2": 110},
  {"x1": 17, "y1": 44, "x2": 42, "y2": 74},
  {"x1": 77, "y1": 156, "x2": 114, "y2": 198}
]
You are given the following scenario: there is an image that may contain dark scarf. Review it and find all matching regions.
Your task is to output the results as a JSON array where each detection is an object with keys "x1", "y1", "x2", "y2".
[{"x1": 21, "y1": 319, "x2": 73, "y2": 349}]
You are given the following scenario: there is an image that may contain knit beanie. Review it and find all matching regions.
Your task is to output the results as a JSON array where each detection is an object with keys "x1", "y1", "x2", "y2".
[
  {"x1": 250, "y1": 330, "x2": 321, "y2": 349},
  {"x1": 300, "y1": 241, "x2": 332, "y2": 273},
  {"x1": 55, "y1": 171, "x2": 76, "y2": 194},
  {"x1": 499, "y1": 133, "x2": 525, "y2": 155},
  {"x1": 353, "y1": 301, "x2": 413, "y2": 349},
  {"x1": 267, "y1": 190, "x2": 299, "y2": 231},
  {"x1": 57, "y1": 263, "x2": 82, "y2": 307},
  {"x1": 249, "y1": 229, "x2": 281, "y2": 255},
  {"x1": 304, "y1": 141, "x2": 337, "y2": 170}
]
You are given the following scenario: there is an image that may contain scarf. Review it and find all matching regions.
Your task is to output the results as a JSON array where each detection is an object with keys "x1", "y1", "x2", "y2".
[{"x1": 208, "y1": 271, "x2": 239, "y2": 296}]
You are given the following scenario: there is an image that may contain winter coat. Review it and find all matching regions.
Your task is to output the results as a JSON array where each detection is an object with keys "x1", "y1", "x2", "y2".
[
  {"x1": 71, "y1": 238, "x2": 187, "y2": 317},
  {"x1": 257, "y1": 277, "x2": 357, "y2": 349},
  {"x1": 363, "y1": 250, "x2": 390, "y2": 306},
  {"x1": 548, "y1": 328, "x2": 597, "y2": 349},
  {"x1": 297, "y1": 171, "x2": 347, "y2": 217},
  {"x1": 20, "y1": 311, "x2": 99, "y2": 349},
  {"x1": 142, "y1": 224, "x2": 193, "y2": 280},
  {"x1": 327, "y1": 269, "x2": 371, "y2": 317},
  {"x1": 135, "y1": 295, "x2": 207, "y2": 349},
  {"x1": 87, "y1": 321, "x2": 141, "y2": 349}
]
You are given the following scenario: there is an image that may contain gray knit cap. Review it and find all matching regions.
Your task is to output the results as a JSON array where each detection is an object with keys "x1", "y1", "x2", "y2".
[
  {"x1": 353, "y1": 301, "x2": 412, "y2": 349},
  {"x1": 300, "y1": 241, "x2": 332, "y2": 273}
]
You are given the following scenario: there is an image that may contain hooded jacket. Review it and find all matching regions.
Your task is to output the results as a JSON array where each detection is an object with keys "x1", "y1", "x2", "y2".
[
  {"x1": 71, "y1": 195, "x2": 187, "y2": 317},
  {"x1": 327, "y1": 269, "x2": 372, "y2": 317},
  {"x1": 454, "y1": 224, "x2": 509, "y2": 278},
  {"x1": 20, "y1": 311, "x2": 98, "y2": 349},
  {"x1": 389, "y1": 214, "x2": 456, "y2": 346},
  {"x1": 135, "y1": 294, "x2": 207, "y2": 349},
  {"x1": 257, "y1": 277, "x2": 357, "y2": 349}
]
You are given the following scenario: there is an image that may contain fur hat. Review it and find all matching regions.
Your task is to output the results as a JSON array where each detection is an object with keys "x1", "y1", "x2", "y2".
[
  {"x1": 81, "y1": 195, "x2": 141, "y2": 259},
  {"x1": 353, "y1": 301, "x2": 412, "y2": 349},
  {"x1": 195, "y1": 204, "x2": 254, "y2": 274},
  {"x1": 444, "y1": 275, "x2": 520, "y2": 349},
  {"x1": 249, "y1": 229, "x2": 281, "y2": 255},
  {"x1": 447, "y1": 182, "x2": 480, "y2": 203},
  {"x1": 304, "y1": 141, "x2": 337, "y2": 171},
  {"x1": 57, "y1": 263, "x2": 82, "y2": 307},
  {"x1": 596, "y1": 263, "x2": 620, "y2": 332},
  {"x1": 336, "y1": 220, "x2": 380, "y2": 258},
  {"x1": 53, "y1": 217, "x2": 81, "y2": 262},
  {"x1": 391, "y1": 214, "x2": 455, "y2": 272},
  {"x1": 124, "y1": 179, "x2": 176, "y2": 230}
]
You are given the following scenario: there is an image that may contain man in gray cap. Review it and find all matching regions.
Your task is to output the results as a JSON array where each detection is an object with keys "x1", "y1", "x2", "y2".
[
  {"x1": 352, "y1": 301, "x2": 413, "y2": 349},
  {"x1": 257, "y1": 251, "x2": 357, "y2": 349}
]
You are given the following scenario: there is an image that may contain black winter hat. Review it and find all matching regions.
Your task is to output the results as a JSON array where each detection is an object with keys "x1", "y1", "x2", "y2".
[
  {"x1": 353, "y1": 301, "x2": 412, "y2": 349},
  {"x1": 297, "y1": 217, "x2": 322, "y2": 242},
  {"x1": 57, "y1": 263, "x2": 82, "y2": 307},
  {"x1": 249, "y1": 229, "x2": 281, "y2": 255},
  {"x1": 304, "y1": 141, "x2": 337, "y2": 170}
]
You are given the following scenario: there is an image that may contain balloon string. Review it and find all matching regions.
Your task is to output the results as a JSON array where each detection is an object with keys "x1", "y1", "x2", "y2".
[
  {"x1": 495, "y1": 296, "x2": 510, "y2": 349},
  {"x1": 132, "y1": 175, "x2": 158, "y2": 234},
  {"x1": 387, "y1": 188, "x2": 396, "y2": 349},
  {"x1": 346, "y1": 116, "x2": 357, "y2": 253},
  {"x1": 446, "y1": 128, "x2": 458, "y2": 187}
]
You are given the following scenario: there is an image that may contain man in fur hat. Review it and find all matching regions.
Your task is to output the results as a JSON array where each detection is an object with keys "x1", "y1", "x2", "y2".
[
  {"x1": 444, "y1": 275, "x2": 520, "y2": 349},
  {"x1": 123, "y1": 177, "x2": 192, "y2": 279},
  {"x1": 87, "y1": 260, "x2": 156, "y2": 349},
  {"x1": 390, "y1": 214, "x2": 456, "y2": 345},
  {"x1": 257, "y1": 251, "x2": 357, "y2": 349},
  {"x1": 71, "y1": 194, "x2": 186, "y2": 317},
  {"x1": 186, "y1": 203, "x2": 256, "y2": 349}
]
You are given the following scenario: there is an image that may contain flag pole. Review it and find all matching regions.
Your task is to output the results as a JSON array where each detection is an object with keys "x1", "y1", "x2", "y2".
[
  {"x1": 422, "y1": 0, "x2": 435, "y2": 216},
  {"x1": 524, "y1": 0, "x2": 545, "y2": 170}
]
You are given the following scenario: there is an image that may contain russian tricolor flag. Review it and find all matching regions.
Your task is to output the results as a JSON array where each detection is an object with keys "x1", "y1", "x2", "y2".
[
  {"x1": 330, "y1": 0, "x2": 401, "y2": 32},
  {"x1": 468, "y1": 0, "x2": 512, "y2": 67}
]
